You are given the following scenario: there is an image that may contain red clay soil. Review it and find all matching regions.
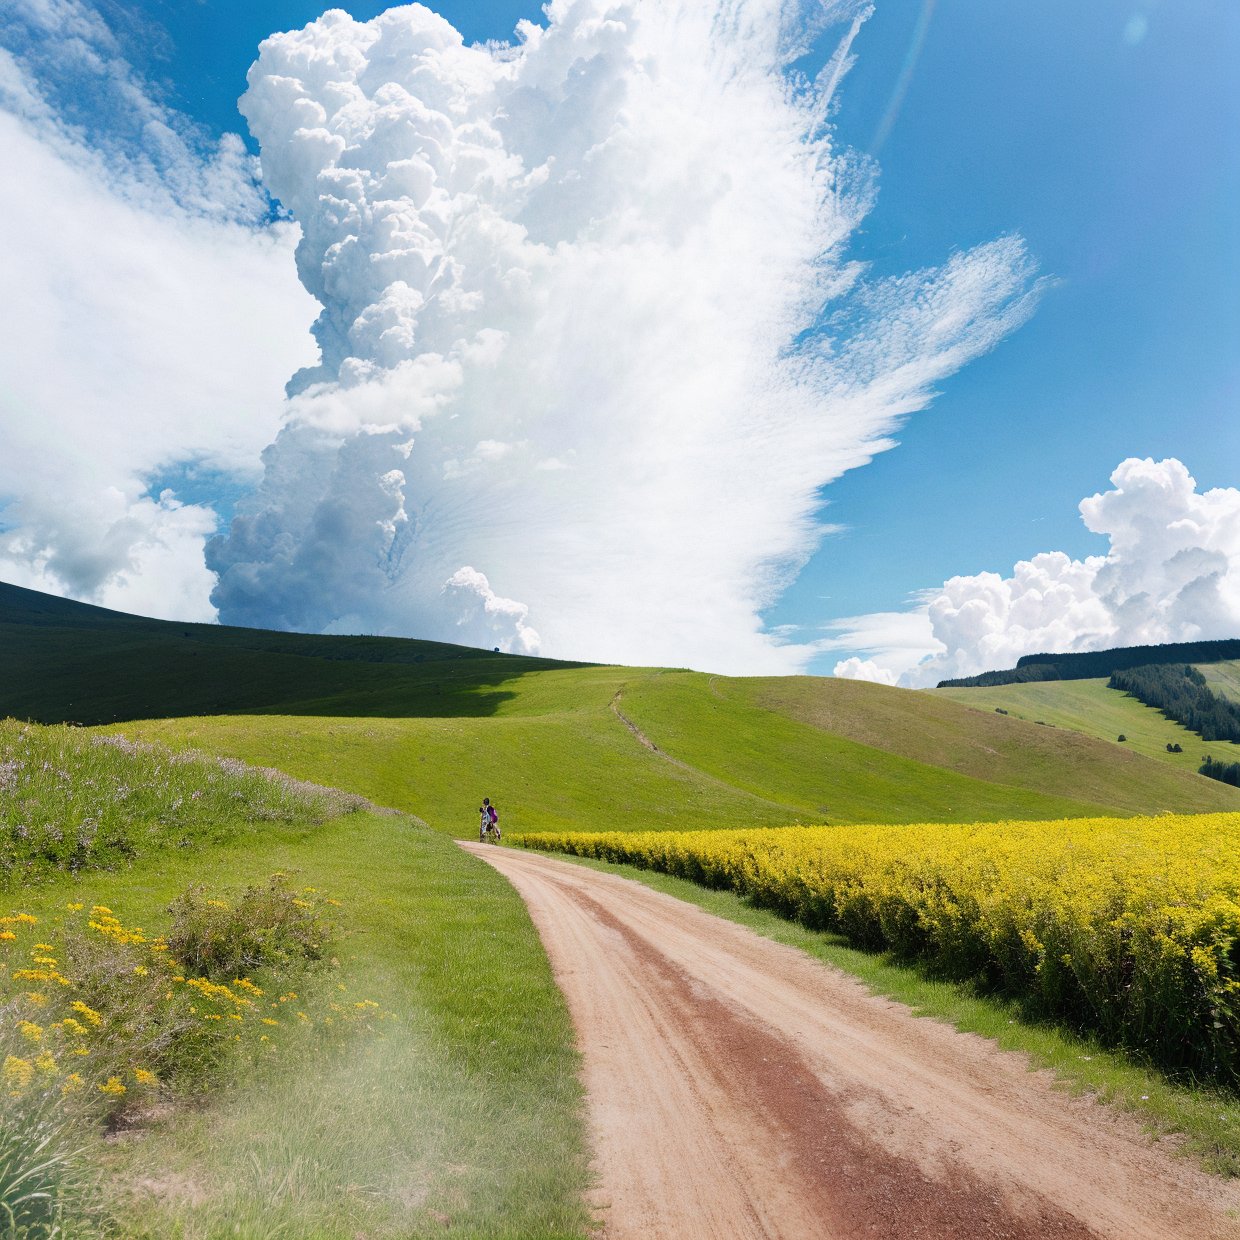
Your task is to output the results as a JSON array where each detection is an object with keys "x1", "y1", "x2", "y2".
[{"x1": 463, "y1": 843, "x2": 1240, "y2": 1240}]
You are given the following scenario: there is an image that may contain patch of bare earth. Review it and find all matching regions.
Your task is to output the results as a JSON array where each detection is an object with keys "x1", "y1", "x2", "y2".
[{"x1": 463, "y1": 843, "x2": 1240, "y2": 1240}]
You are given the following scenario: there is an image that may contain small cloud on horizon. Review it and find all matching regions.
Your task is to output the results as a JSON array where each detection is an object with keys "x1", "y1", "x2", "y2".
[{"x1": 830, "y1": 457, "x2": 1240, "y2": 687}]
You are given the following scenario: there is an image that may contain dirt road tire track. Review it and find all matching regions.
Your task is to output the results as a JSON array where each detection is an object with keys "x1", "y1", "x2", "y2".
[{"x1": 463, "y1": 842, "x2": 1240, "y2": 1240}]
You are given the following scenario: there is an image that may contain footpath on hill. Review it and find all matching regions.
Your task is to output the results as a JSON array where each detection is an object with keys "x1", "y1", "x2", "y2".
[{"x1": 464, "y1": 843, "x2": 1240, "y2": 1240}]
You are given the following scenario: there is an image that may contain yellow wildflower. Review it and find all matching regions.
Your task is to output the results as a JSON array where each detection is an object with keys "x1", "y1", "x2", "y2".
[
  {"x1": 35, "y1": 1051, "x2": 56, "y2": 1075},
  {"x1": 3, "y1": 1056, "x2": 33, "y2": 1090},
  {"x1": 17, "y1": 1021, "x2": 43, "y2": 1043},
  {"x1": 61, "y1": 1073, "x2": 84, "y2": 1094},
  {"x1": 98, "y1": 1076, "x2": 126, "y2": 1096},
  {"x1": 133, "y1": 1068, "x2": 158, "y2": 1087},
  {"x1": 70, "y1": 1001, "x2": 103, "y2": 1027}
]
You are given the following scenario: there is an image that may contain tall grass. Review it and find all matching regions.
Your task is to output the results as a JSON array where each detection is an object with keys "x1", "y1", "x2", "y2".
[
  {"x1": 0, "y1": 721, "x2": 362, "y2": 889},
  {"x1": 0, "y1": 1016, "x2": 98, "y2": 1240},
  {"x1": 0, "y1": 878, "x2": 380, "y2": 1239}
]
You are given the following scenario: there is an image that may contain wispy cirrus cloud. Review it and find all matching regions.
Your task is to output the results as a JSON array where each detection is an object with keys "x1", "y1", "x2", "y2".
[
  {"x1": 207, "y1": 0, "x2": 1045, "y2": 670},
  {"x1": 0, "y1": 0, "x2": 316, "y2": 620}
]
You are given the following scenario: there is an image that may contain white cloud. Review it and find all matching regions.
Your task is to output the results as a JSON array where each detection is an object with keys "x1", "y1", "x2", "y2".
[
  {"x1": 832, "y1": 656, "x2": 898, "y2": 685},
  {"x1": 209, "y1": 0, "x2": 1044, "y2": 669},
  {"x1": 442, "y1": 566, "x2": 541, "y2": 654},
  {"x1": 0, "y1": 1, "x2": 317, "y2": 620},
  {"x1": 831, "y1": 458, "x2": 1240, "y2": 686},
  {"x1": 822, "y1": 608, "x2": 942, "y2": 682}
]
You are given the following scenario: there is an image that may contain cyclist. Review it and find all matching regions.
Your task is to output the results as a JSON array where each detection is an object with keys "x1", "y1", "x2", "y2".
[{"x1": 479, "y1": 797, "x2": 501, "y2": 842}]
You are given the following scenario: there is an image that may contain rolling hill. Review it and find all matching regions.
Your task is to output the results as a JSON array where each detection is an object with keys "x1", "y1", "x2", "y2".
[
  {"x1": 2, "y1": 580, "x2": 1235, "y2": 831},
  {"x1": 936, "y1": 674, "x2": 1240, "y2": 774},
  {"x1": 1201, "y1": 660, "x2": 1240, "y2": 706}
]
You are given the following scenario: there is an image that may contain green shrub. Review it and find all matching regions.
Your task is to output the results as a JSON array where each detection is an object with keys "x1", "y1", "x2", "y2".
[
  {"x1": 167, "y1": 875, "x2": 333, "y2": 980},
  {"x1": 2, "y1": 879, "x2": 337, "y2": 1123},
  {"x1": 0, "y1": 881, "x2": 366, "y2": 1237}
]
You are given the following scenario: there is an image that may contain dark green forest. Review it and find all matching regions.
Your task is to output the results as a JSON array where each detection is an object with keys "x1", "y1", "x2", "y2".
[
  {"x1": 939, "y1": 638, "x2": 1240, "y2": 689},
  {"x1": 1108, "y1": 664, "x2": 1240, "y2": 745}
]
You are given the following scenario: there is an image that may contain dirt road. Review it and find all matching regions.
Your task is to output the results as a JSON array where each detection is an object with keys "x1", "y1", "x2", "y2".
[{"x1": 463, "y1": 842, "x2": 1240, "y2": 1240}]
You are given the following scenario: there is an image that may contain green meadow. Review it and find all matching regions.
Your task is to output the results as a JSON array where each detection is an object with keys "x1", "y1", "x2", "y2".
[
  {"x1": 4, "y1": 581, "x2": 1240, "y2": 1234},
  {"x1": 1200, "y1": 659, "x2": 1240, "y2": 706},
  {"x1": 4, "y1": 583, "x2": 1234, "y2": 831},
  {"x1": 936, "y1": 674, "x2": 1240, "y2": 774},
  {"x1": 0, "y1": 723, "x2": 588, "y2": 1238}
]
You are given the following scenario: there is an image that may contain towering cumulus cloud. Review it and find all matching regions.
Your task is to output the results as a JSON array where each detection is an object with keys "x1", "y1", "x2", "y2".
[{"x1": 211, "y1": 0, "x2": 1042, "y2": 670}]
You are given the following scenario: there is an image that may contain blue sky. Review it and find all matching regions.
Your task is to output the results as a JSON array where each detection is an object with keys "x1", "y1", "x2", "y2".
[
  {"x1": 2, "y1": 0, "x2": 1237, "y2": 678},
  {"x1": 793, "y1": 1, "x2": 1240, "y2": 646}
]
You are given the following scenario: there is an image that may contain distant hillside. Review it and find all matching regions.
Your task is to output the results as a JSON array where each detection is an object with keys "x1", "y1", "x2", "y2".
[
  {"x1": 935, "y1": 677, "x2": 1240, "y2": 774},
  {"x1": 3, "y1": 580, "x2": 1237, "y2": 830},
  {"x1": 0, "y1": 580, "x2": 583, "y2": 725},
  {"x1": 938, "y1": 638, "x2": 1240, "y2": 688},
  {"x1": 1200, "y1": 661, "x2": 1240, "y2": 706}
]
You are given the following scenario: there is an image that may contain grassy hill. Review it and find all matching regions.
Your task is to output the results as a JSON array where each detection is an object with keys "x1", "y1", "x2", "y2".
[
  {"x1": 937, "y1": 638, "x2": 1240, "y2": 687},
  {"x1": 4, "y1": 584, "x2": 1240, "y2": 1234},
  {"x1": 2, "y1": 582, "x2": 1235, "y2": 830},
  {"x1": 935, "y1": 677, "x2": 1240, "y2": 774},
  {"x1": 0, "y1": 581, "x2": 582, "y2": 724},
  {"x1": 1200, "y1": 660, "x2": 1240, "y2": 706}
]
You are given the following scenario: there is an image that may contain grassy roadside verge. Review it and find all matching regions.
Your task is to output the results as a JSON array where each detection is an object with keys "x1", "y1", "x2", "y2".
[
  {"x1": 535, "y1": 848, "x2": 1240, "y2": 1179},
  {"x1": 5, "y1": 817, "x2": 592, "y2": 1239}
]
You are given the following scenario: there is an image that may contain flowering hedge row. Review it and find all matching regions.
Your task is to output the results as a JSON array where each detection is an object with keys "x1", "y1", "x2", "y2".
[{"x1": 517, "y1": 814, "x2": 1240, "y2": 1084}]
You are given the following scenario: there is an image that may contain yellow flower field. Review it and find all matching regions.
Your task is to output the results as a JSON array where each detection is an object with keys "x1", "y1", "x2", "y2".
[{"x1": 517, "y1": 813, "x2": 1240, "y2": 1084}]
